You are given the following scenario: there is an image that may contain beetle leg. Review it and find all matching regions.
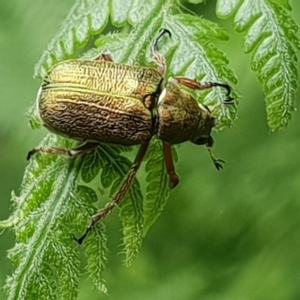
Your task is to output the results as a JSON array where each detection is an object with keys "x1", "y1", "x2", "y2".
[
  {"x1": 27, "y1": 142, "x2": 99, "y2": 160},
  {"x1": 94, "y1": 51, "x2": 114, "y2": 62},
  {"x1": 151, "y1": 28, "x2": 171, "y2": 76},
  {"x1": 75, "y1": 142, "x2": 150, "y2": 244},
  {"x1": 143, "y1": 29, "x2": 171, "y2": 108},
  {"x1": 174, "y1": 77, "x2": 233, "y2": 102},
  {"x1": 163, "y1": 142, "x2": 179, "y2": 188},
  {"x1": 204, "y1": 136, "x2": 225, "y2": 170},
  {"x1": 206, "y1": 147, "x2": 225, "y2": 171}
]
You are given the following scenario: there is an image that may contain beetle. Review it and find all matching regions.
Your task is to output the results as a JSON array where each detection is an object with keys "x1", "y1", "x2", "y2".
[{"x1": 28, "y1": 29, "x2": 233, "y2": 243}]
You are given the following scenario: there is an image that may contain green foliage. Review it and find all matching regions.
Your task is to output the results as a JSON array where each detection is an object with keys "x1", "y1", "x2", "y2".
[
  {"x1": 188, "y1": 0, "x2": 207, "y2": 4},
  {"x1": 165, "y1": 13, "x2": 238, "y2": 128},
  {"x1": 216, "y1": 0, "x2": 300, "y2": 130},
  {"x1": 1, "y1": 0, "x2": 299, "y2": 299},
  {"x1": 143, "y1": 140, "x2": 173, "y2": 236}
]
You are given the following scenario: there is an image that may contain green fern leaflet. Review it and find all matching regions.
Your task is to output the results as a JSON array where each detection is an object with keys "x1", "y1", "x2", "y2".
[
  {"x1": 217, "y1": 0, "x2": 300, "y2": 130},
  {"x1": 1, "y1": 0, "x2": 299, "y2": 299}
]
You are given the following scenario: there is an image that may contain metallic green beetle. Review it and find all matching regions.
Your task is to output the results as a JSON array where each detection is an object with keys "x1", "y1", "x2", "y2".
[{"x1": 28, "y1": 29, "x2": 233, "y2": 243}]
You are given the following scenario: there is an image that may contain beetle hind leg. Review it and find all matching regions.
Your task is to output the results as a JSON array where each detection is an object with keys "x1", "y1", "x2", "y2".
[
  {"x1": 75, "y1": 142, "x2": 150, "y2": 244},
  {"x1": 163, "y1": 142, "x2": 179, "y2": 188},
  {"x1": 27, "y1": 141, "x2": 99, "y2": 160}
]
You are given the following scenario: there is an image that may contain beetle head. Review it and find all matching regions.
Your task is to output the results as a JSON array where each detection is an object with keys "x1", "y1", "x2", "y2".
[{"x1": 190, "y1": 104, "x2": 218, "y2": 147}]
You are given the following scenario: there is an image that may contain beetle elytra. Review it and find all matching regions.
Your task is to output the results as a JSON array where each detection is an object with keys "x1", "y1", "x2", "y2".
[{"x1": 28, "y1": 29, "x2": 233, "y2": 243}]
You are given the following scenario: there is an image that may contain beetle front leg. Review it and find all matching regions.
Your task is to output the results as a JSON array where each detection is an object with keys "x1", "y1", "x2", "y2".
[
  {"x1": 174, "y1": 76, "x2": 233, "y2": 103},
  {"x1": 27, "y1": 141, "x2": 99, "y2": 160},
  {"x1": 151, "y1": 28, "x2": 171, "y2": 76},
  {"x1": 75, "y1": 142, "x2": 150, "y2": 244},
  {"x1": 163, "y1": 142, "x2": 179, "y2": 188}
]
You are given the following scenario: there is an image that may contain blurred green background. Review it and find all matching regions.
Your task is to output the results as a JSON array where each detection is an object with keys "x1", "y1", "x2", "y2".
[{"x1": 1, "y1": 1, "x2": 300, "y2": 299}]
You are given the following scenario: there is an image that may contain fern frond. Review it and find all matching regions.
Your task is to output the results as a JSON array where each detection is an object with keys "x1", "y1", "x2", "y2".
[
  {"x1": 143, "y1": 140, "x2": 172, "y2": 235},
  {"x1": 2, "y1": 0, "x2": 239, "y2": 299},
  {"x1": 3, "y1": 135, "x2": 82, "y2": 300},
  {"x1": 34, "y1": 0, "x2": 110, "y2": 77},
  {"x1": 51, "y1": 240, "x2": 80, "y2": 300},
  {"x1": 188, "y1": 0, "x2": 206, "y2": 4},
  {"x1": 268, "y1": 0, "x2": 291, "y2": 10},
  {"x1": 34, "y1": 0, "x2": 169, "y2": 76},
  {"x1": 84, "y1": 224, "x2": 108, "y2": 294},
  {"x1": 165, "y1": 14, "x2": 239, "y2": 128},
  {"x1": 217, "y1": 0, "x2": 300, "y2": 130}
]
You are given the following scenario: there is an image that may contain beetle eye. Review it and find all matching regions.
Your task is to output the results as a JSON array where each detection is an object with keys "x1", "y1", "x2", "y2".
[
  {"x1": 193, "y1": 135, "x2": 214, "y2": 147},
  {"x1": 194, "y1": 137, "x2": 207, "y2": 145},
  {"x1": 207, "y1": 136, "x2": 214, "y2": 147}
]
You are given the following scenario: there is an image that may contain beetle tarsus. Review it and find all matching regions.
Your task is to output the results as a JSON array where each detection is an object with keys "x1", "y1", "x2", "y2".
[
  {"x1": 75, "y1": 235, "x2": 86, "y2": 245},
  {"x1": 223, "y1": 96, "x2": 234, "y2": 105},
  {"x1": 27, "y1": 149, "x2": 36, "y2": 160},
  {"x1": 74, "y1": 229, "x2": 90, "y2": 245},
  {"x1": 170, "y1": 173, "x2": 180, "y2": 188},
  {"x1": 213, "y1": 159, "x2": 225, "y2": 171},
  {"x1": 73, "y1": 234, "x2": 84, "y2": 245},
  {"x1": 207, "y1": 147, "x2": 225, "y2": 171},
  {"x1": 174, "y1": 77, "x2": 234, "y2": 103},
  {"x1": 209, "y1": 82, "x2": 234, "y2": 104},
  {"x1": 154, "y1": 28, "x2": 172, "y2": 49},
  {"x1": 151, "y1": 28, "x2": 171, "y2": 75},
  {"x1": 217, "y1": 83, "x2": 231, "y2": 96},
  {"x1": 209, "y1": 82, "x2": 231, "y2": 96},
  {"x1": 74, "y1": 214, "x2": 100, "y2": 244}
]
